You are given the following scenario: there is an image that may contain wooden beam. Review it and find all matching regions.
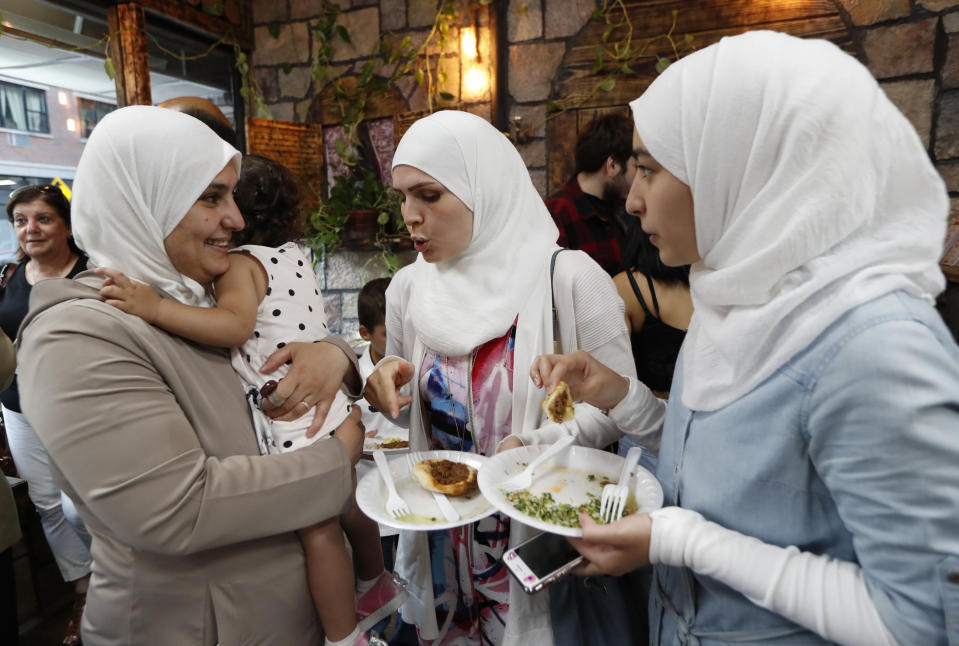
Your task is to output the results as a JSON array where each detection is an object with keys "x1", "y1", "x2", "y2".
[
  {"x1": 132, "y1": 0, "x2": 253, "y2": 50},
  {"x1": 308, "y1": 77, "x2": 405, "y2": 126},
  {"x1": 490, "y1": 0, "x2": 508, "y2": 132},
  {"x1": 547, "y1": 110, "x2": 577, "y2": 195},
  {"x1": 108, "y1": 3, "x2": 152, "y2": 107}
]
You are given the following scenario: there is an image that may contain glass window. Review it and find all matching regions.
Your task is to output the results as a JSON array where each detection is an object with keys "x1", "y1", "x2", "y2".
[
  {"x1": 77, "y1": 97, "x2": 115, "y2": 138},
  {"x1": 0, "y1": 220, "x2": 17, "y2": 264},
  {"x1": 0, "y1": 81, "x2": 49, "y2": 133}
]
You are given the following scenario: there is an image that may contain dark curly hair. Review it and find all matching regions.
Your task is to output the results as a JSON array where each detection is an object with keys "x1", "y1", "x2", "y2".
[
  {"x1": 6, "y1": 184, "x2": 83, "y2": 261},
  {"x1": 574, "y1": 113, "x2": 634, "y2": 175},
  {"x1": 231, "y1": 154, "x2": 304, "y2": 248}
]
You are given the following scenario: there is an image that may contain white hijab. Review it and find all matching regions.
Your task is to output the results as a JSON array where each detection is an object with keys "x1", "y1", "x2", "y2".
[
  {"x1": 391, "y1": 110, "x2": 559, "y2": 357},
  {"x1": 630, "y1": 30, "x2": 949, "y2": 412},
  {"x1": 72, "y1": 105, "x2": 241, "y2": 307}
]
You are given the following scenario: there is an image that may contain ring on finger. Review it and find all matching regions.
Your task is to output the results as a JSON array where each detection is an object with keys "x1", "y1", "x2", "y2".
[{"x1": 298, "y1": 400, "x2": 310, "y2": 412}]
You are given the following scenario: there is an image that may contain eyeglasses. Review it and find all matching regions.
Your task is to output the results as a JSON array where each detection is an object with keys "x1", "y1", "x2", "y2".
[{"x1": 9, "y1": 184, "x2": 66, "y2": 201}]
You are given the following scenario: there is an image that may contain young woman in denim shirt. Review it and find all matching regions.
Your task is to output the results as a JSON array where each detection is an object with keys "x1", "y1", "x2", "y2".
[{"x1": 532, "y1": 31, "x2": 959, "y2": 646}]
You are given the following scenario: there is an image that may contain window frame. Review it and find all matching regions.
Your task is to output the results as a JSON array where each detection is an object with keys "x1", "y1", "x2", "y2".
[
  {"x1": 0, "y1": 80, "x2": 50, "y2": 134},
  {"x1": 75, "y1": 96, "x2": 115, "y2": 140}
]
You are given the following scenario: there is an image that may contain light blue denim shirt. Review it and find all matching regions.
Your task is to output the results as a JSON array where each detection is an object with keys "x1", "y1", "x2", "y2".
[{"x1": 651, "y1": 290, "x2": 959, "y2": 646}]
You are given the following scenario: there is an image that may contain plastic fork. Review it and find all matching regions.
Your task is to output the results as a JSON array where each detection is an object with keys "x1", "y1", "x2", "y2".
[
  {"x1": 499, "y1": 434, "x2": 576, "y2": 493},
  {"x1": 600, "y1": 446, "x2": 643, "y2": 523},
  {"x1": 407, "y1": 452, "x2": 460, "y2": 522},
  {"x1": 373, "y1": 450, "x2": 411, "y2": 519}
]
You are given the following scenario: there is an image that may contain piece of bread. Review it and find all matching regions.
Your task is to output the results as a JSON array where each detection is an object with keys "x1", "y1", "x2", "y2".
[
  {"x1": 541, "y1": 381, "x2": 575, "y2": 423},
  {"x1": 413, "y1": 459, "x2": 478, "y2": 496}
]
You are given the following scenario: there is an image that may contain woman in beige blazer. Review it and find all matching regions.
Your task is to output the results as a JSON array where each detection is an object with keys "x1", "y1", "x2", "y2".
[{"x1": 16, "y1": 106, "x2": 363, "y2": 646}]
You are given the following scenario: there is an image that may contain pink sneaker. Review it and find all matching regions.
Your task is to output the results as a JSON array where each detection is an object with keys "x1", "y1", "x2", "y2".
[
  {"x1": 356, "y1": 572, "x2": 409, "y2": 633},
  {"x1": 351, "y1": 630, "x2": 388, "y2": 646}
]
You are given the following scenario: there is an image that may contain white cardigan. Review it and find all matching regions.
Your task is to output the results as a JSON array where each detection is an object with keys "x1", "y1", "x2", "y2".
[{"x1": 384, "y1": 249, "x2": 665, "y2": 644}]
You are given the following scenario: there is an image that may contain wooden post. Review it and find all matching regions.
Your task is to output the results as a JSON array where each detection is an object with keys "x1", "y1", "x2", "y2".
[
  {"x1": 489, "y1": 0, "x2": 507, "y2": 133},
  {"x1": 547, "y1": 110, "x2": 576, "y2": 196},
  {"x1": 107, "y1": 3, "x2": 152, "y2": 107}
]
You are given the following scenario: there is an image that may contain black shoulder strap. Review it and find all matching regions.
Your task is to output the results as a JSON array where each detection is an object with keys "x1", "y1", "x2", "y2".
[
  {"x1": 626, "y1": 270, "x2": 660, "y2": 321},
  {"x1": 550, "y1": 249, "x2": 563, "y2": 354},
  {"x1": 645, "y1": 274, "x2": 663, "y2": 319}
]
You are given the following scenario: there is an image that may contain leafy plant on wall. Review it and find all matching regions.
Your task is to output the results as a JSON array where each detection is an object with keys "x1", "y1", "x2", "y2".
[
  {"x1": 544, "y1": 3, "x2": 696, "y2": 117},
  {"x1": 301, "y1": 0, "x2": 461, "y2": 153},
  {"x1": 286, "y1": 0, "x2": 464, "y2": 273}
]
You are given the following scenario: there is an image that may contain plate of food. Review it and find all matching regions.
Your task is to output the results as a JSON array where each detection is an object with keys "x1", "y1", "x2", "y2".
[
  {"x1": 356, "y1": 449, "x2": 494, "y2": 531},
  {"x1": 362, "y1": 434, "x2": 410, "y2": 454},
  {"x1": 478, "y1": 444, "x2": 663, "y2": 537}
]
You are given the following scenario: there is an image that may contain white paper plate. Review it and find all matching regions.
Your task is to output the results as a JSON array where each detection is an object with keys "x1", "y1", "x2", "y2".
[
  {"x1": 478, "y1": 445, "x2": 663, "y2": 537},
  {"x1": 361, "y1": 417, "x2": 410, "y2": 455},
  {"x1": 356, "y1": 449, "x2": 493, "y2": 531}
]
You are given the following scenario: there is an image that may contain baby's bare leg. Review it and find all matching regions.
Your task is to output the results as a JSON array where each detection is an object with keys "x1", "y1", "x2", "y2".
[
  {"x1": 342, "y1": 486, "x2": 385, "y2": 581},
  {"x1": 297, "y1": 518, "x2": 356, "y2": 641},
  {"x1": 338, "y1": 411, "x2": 385, "y2": 581}
]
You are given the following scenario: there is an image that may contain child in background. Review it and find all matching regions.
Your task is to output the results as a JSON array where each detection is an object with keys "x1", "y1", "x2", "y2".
[
  {"x1": 97, "y1": 154, "x2": 406, "y2": 646},
  {"x1": 356, "y1": 278, "x2": 410, "y2": 440},
  {"x1": 358, "y1": 278, "x2": 390, "y2": 379},
  {"x1": 354, "y1": 278, "x2": 410, "y2": 580}
]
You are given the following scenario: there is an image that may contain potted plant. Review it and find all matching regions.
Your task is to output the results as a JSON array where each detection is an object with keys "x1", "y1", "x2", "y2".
[{"x1": 305, "y1": 161, "x2": 408, "y2": 274}]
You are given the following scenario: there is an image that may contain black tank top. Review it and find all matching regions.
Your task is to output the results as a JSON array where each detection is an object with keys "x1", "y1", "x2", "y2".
[
  {"x1": 626, "y1": 271, "x2": 686, "y2": 395},
  {"x1": 0, "y1": 256, "x2": 88, "y2": 412}
]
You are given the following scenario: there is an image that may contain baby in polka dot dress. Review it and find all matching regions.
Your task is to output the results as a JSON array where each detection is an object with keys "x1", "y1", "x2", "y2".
[{"x1": 97, "y1": 155, "x2": 406, "y2": 646}]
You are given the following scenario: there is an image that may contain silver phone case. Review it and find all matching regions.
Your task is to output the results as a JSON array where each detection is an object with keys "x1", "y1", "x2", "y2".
[{"x1": 503, "y1": 541, "x2": 584, "y2": 594}]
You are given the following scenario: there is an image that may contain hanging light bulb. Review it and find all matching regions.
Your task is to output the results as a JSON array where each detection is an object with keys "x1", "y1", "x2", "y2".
[
  {"x1": 464, "y1": 64, "x2": 488, "y2": 97},
  {"x1": 461, "y1": 26, "x2": 478, "y2": 61}
]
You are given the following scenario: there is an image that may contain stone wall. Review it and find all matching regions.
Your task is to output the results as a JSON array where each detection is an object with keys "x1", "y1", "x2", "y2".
[
  {"x1": 251, "y1": 0, "x2": 490, "y2": 338},
  {"x1": 251, "y1": 0, "x2": 959, "y2": 337},
  {"x1": 839, "y1": 0, "x2": 959, "y2": 222},
  {"x1": 839, "y1": 0, "x2": 959, "y2": 337}
]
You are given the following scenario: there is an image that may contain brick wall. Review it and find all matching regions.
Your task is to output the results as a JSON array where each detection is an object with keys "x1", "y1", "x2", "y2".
[{"x1": 0, "y1": 83, "x2": 87, "y2": 173}]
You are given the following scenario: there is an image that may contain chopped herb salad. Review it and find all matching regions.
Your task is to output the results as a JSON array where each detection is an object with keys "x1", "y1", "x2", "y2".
[{"x1": 504, "y1": 489, "x2": 604, "y2": 526}]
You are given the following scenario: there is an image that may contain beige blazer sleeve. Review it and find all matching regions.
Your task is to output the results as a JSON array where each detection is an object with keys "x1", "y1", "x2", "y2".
[
  {"x1": 0, "y1": 329, "x2": 15, "y2": 391},
  {"x1": 19, "y1": 297, "x2": 353, "y2": 555}
]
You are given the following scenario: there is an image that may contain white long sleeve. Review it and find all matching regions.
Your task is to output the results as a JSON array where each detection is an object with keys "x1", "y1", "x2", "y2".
[
  {"x1": 515, "y1": 255, "x2": 665, "y2": 450},
  {"x1": 607, "y1": 376, "x2": 665, "y2": 445},
  {"x1": 648, "y1": 506, "x2": 899, "y2": 646}
]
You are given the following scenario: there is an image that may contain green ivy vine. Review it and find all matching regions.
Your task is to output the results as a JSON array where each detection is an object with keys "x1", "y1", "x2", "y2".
[{"x1": 544, "y1": 3, "x2": 696, "y2": 117}]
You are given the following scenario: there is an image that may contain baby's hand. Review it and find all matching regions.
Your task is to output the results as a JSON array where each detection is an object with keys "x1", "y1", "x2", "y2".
[{"x1": 96, "y1": 267, "x2": 163, "y2": 323}]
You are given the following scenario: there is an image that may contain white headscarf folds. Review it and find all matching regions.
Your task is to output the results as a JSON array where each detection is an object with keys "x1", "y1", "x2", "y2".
[
  {"x1": 391, "y1": 110, "x2": 559, "y2": 356},
  {"x1": 630, "y1": 31, "x2": 948, "y2": 411},
  {"x1": 72, "y1": 105, "x2": 241, "y2": 307}
]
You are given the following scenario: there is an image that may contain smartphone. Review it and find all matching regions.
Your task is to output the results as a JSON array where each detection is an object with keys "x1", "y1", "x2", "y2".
[{"x1": 503, "y1": 531, "x2": 585, "y2": 594}]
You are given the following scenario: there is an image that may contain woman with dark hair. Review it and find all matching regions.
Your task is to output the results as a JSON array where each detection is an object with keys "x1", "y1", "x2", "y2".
[
  {"x1": 2, "y1": 184, "x2": 91, "y2": 646},
  {"x1": 614, "y1": 230, "x2": 691, "y2": 399}
]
